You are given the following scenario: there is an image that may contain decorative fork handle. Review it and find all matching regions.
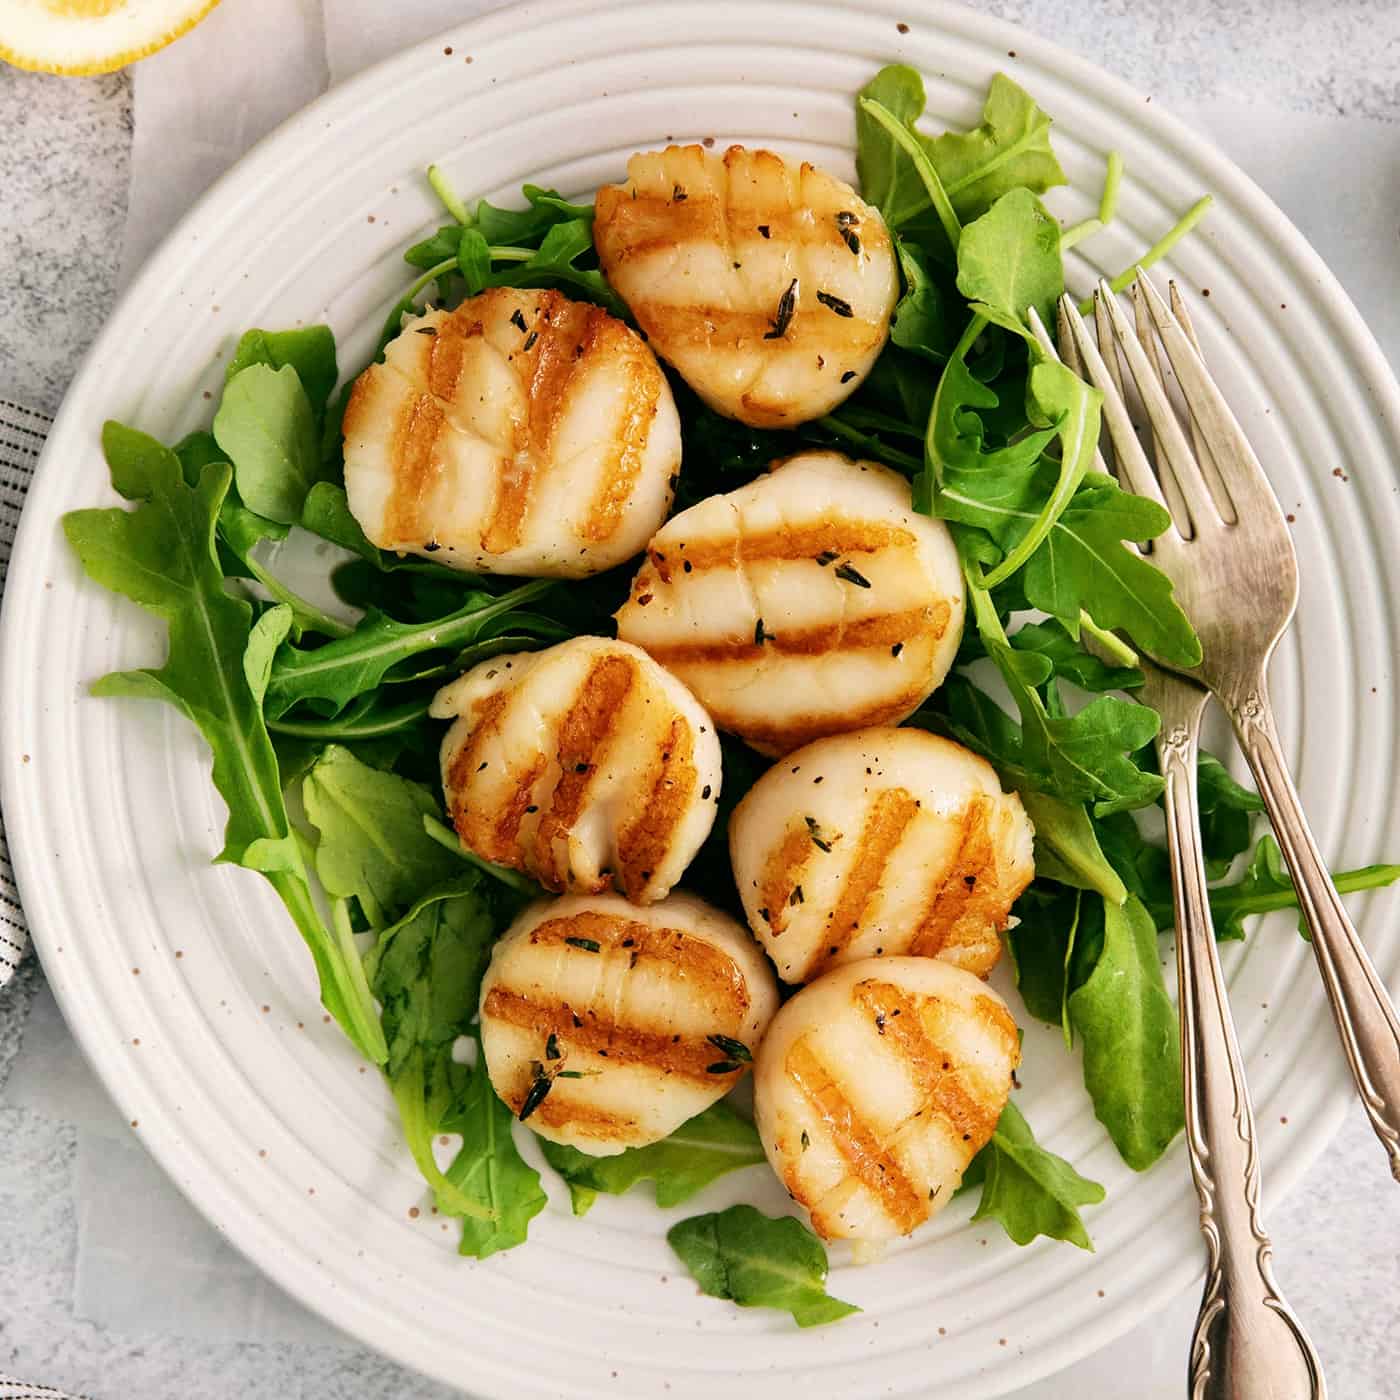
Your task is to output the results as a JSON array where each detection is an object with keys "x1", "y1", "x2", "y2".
[
  {"x1": 1227, "y1": 674, "x2": 1400, "y2": 1181},
  {"x1": 1159, "y1": 701, "x2": 1325, "y2": 1399}
]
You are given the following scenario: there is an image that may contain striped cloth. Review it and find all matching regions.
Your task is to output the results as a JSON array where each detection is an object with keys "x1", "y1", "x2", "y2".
[
  {"x1": 0, "y1": 1381, "x2": 89, "y2": 1400},
  {"x1": 0, "y1": 399, "x2": 87, "y2": 1396},
  {"x1": 0, "y1": 398, "x2": 49, "y2": 990}
]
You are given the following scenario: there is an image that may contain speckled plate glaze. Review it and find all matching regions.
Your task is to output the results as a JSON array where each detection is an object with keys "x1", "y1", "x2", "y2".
[{"x1": 3, "y1": 2, "x2": 1399, "y2": 1395}]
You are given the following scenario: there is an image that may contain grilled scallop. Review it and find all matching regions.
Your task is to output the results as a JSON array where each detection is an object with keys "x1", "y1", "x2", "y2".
[
  {"x1": 593, "y1": 144, "x2": 898, "y2": 428},
  {"x1": 342, "y1": 287, "x2": 680, "y2": 577},
  {"x1": 431, "y1": 636, "x2": 721, "y2": 904},
  {"x1": 480, "y1": 892, "x2": 780, "y2": 1155},
  {"x1": 731, "y1": 728, "x2": 1035, "y2": 983},
  {"x1": 614, "y1": 451, "x2": 965, "y2": 756},
  {"x1": 753, "y1": 957, "x2": 1019, "y2": 1242}
]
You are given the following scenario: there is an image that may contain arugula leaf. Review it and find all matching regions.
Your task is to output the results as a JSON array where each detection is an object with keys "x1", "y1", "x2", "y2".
[
  {"x1": 213, "y1": 363, "x2": 324, "y2": 525},
  {"x1": 457, "y1": 227, "x2": 492, "y2": 295},
  {"x1": 925, "y1": 589, "x2": 1163, "y2": 814},
  {"x1": 490, "y1": 218, "x2": 628, "y2": 318},
  {"x1": 268, "y1": 690, "x2": 431, "y2": 744},
  {"x1": 300, "y1": 481, "x2": 380, "y2": 562},
  {"x1": 225, "y1": 326, "x2": 338, "y2": 420},
  {"x1": 1020, "y1": 791, "x2": 1127, "y2": 904},
  {"x1": 922, "y1": 672, "x2": 1162, "y2": 817},
  {"x1": 667, "y1": 1205, "x2": 859, "y2": 1328},
  {"x1": 857, "y1": 96, "x2": 963, "y2": 251},
  {"x1": 404, "y1": 223, "x2": 467, "y2": 270},
  {"x1": 965, "y1": 1100, "x2": 1104, "y2": 1248},
  {"x1": 172, "y1": 432, "x2": 350, "y2": 642},
  {"x1": 889, "y1": 238, "x2": 958, "y2": 361},
  {"x1": 1195, "y1": 834, "x2": 1400, "y2": 942},
  {"x1": 1007, "y1": 883, "x2": 1095, "y2": 1030},
  {"x1": 475, "y1": 184, "x2": 592, "y2": 245},
  {"x1": 443, "y1": 1057, "x2": 549, "y2": 1259},
  {"x1": 63, "y1": 423, "x2": 385, "y2": 1062},
  {"x1": 1197, "y1": 752, "x2": 1263, "y2": 878},
  {"x1": 1067, "y1": 894, "x2": 1183, "y2": 1169},
  {"x1": 1091, "y1": 809, "x2": 1172, "y2": 910},
  {"x1": 1019, "y1": 473, "x2": 1201, "y2": 667},
  {"x1": 366, "y1": 874, "x2": 500, "y2": 1221},
  {"x1": 940, "y1": 465, "x2": 1199, "y2": 667},
  {"x1": 264, "y1": 579, "x2": 553, "y2": 719},
  {"x1": 1010, "y1": 618, "x2": 1144, "y2": 693},
  {"x1": 926, "y1": 324, "x2": 1052, "y2": 469},
  {"x1": 982, "y1": 356, "x2": 1103, "y2": 589},
  {"x1": 538, "y1": 1102, "x2": 766, "y2": 1214},
  {"x1": 926, "y1": 72, "x2": 1067, "y2": 221},
  {"x1": 954, "y1": 187, "x2": 1063, "y2": 333},
  {"x1": 302, "y1": 745, "x2": 463, "y2": 926},
  {"x1": 856, "y1": 67, "x2": 1066, "y2": 231},
  {"x1": 301, "y1": 481, "x2": 477, "y2": 588},
  {"x1": 855, "y1": 64, "x2": 930, "y2": 228}
]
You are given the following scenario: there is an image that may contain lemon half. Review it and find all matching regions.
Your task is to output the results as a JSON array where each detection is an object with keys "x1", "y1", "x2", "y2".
[{"x1": 0, "y1": 0, "x2": 222, "y2": 75}]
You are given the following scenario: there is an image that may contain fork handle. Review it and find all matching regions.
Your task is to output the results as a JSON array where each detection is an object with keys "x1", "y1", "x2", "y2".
[
  {"x1": 1228, "y1": 676, "x2": 1400, "y2": 1181},
  {"x1": 1161, "y1": 717, "x2": 1325, "y2": 1399}
]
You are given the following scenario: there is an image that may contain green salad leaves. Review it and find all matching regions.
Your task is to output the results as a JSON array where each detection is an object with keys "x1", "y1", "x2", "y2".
[
  {"x1": 540, "y1": 1102, "x2": 767, "y2": 1215},
  {"x1": 64, "y1": 426, "x2": 387, "y2": 1064},
  {"x1": 62, "y1": 59, "x2": 1400, "y2": 1330},
  {"x1": 667, "y1": 1205, "x2": 860, "y2": 1328}
]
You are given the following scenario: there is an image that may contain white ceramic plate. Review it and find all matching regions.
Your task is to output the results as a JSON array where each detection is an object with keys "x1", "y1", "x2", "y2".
[{"x1": 4, "y1": 2, "x2": 1399, "y2": 1395}]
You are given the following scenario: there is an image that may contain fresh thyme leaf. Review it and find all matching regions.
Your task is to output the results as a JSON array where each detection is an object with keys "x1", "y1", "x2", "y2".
[{"x1": 706, "y1": 1034, "x2": 752, "y2": 1063}]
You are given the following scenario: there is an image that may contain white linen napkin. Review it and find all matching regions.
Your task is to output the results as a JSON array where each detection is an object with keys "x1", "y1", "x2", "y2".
[{"x1": 3, "y1": 0, "x2": 1400, "y2": 1390}]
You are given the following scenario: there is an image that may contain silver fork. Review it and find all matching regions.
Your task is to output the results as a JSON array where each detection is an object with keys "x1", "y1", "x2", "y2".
[
  {"x1": 1028, "y1": 307, "x2": 1325, "y2": 1400},
  {"x1": 1056, "y1": 271, "x2": 1400, "y2": 1186}
]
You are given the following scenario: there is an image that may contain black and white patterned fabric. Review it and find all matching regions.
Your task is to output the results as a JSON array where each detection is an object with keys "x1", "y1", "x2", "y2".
[{"x1": 0, "y1": 398, "x2": 50, "y2": 987}]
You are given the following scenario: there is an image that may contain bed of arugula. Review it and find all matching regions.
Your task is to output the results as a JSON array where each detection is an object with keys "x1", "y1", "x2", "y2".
[{"x1": 61, "y1": 65, "x2": 1399, "y2": 1327}]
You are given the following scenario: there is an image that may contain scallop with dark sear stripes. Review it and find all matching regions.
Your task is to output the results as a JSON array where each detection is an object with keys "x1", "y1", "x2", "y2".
[
  {"x1": 594, "y1": 145, "x2": 899, "y2": 428},
  {"x1": 342, "y1": 288, "x2": 680, "y2": 577},
  {"x1": 432, "y1": 637, "x2": 722, "y2": 903},
  {"x1": 480, "y1": 892, "x2": 780, "y2": 1154},
  {"x1": 754, "y1": 957, "x2": 1019, "y2": 1241},
  {"x1": 731, "y1": 728, "x2": 1035, "y2": 983},
  {"x1": 614, "y1": 451, "x2": 965, "y2": 756}
]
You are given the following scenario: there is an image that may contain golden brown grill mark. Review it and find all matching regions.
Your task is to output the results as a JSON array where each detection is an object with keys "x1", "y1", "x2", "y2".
[
  {"x1": 809, "y1": 789, "x2": 922, "y2": 977},
  {"x1": 851, "y1": 979, "x2": 1006, "y2": 1146},
  {"x1": 445, "y1": 689, "x2": 511, "y2": 857},
  {"x1": 641, "y1": 605, "x2": 945, "y2": 667},
  {"x1": 581, "y1": 344, "x2": 663, "y2": 543},
  {"x1": 615, "y1": 715, "x2": 697, "y2": 895},
  {"x1": 512, "y1": 1093, "x2": 636, "y2": 1137},
  {"x1": 612, "y1": 199, "x2": 888, "y2": 261},
  {"x1": 426, "y1": 313, "x2": 478, "y2": 400},
  {"x1": 785, "y1": 1036, "x2": 925, "y2": 1235},
  {"x1": 492, "y1": 755, "x2": 547, "y2": 859},
  {"x1": 908, "y1": 797, "x2": 1008, "y2": 963},
  {"x1": 384, "y1": 391, "x2": 448, "y2": 542},
  {"x1": 652, "y1": 520, "x2": 915, "y2": 575},
  {"x1": 530, "y1": 654, "x2": 637, "y2": 887},
  {"x1": 484, "y1": 985, "x2": 741, "y2": 1085},
  {"x1": 524, "y1": 911, "x2": 752, "y2": 1017},
  {"x1": 757, "y1": 825, "x2": 816, "y2": 937}
]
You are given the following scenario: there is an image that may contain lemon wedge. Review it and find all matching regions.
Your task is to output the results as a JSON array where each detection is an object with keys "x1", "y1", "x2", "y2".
[{"x1": 0, "y1": 0, "x2": 222, "y2": 75}]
